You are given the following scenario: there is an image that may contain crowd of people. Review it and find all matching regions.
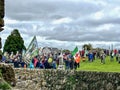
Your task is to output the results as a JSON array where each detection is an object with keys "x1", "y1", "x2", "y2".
[{"x1": 0, "y1": 49, "x2": 120, "y2": 70}]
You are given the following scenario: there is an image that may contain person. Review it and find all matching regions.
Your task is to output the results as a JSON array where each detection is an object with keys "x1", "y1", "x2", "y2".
[
  {"x1": 100, "y1": 51, "x2": 106, "y2": 64},
  {"x1": 30, "y1": 61, "x2": 34, "y2": 69},
  {"x1": 110, "y1": 50, "x2": 114, "y2": 62},
  {"x1": 88, "y1": 51, "x2": 93, "y2": 62},
  {"x1": 96, "y1": 51, "x2": 100, "y2": 59},
  {"x1": 33, "y1": 56, "x2": 38, "y2": 68},
  {"x1": 64, "y1": 54, "x2": 70, "y2": 69},
  {"x1": 2, "y1": 52, "x2": 8, "y2": 62},
  {"x1": 116, "y1": 52, "x2": 119, "y2": 61},
  {"x1": 69, "y1": 55, "x2": 74, "y2": 69},
  {"x1": 52, "y1": 60, "x2": 56, "y2": 69},
  {"x1": 114, "y1": 49, "x2": 117, "y2": 56},
  {"x1": 10, "y1": 52, "x2": 14, "y2": 63},
  {"x1": 118, "y1": 54, "x2": 120, "y2": 64},
  {"x1": 74, "y1": 53, "x2": 80, "y2": 70},
  {"x1": 36, "y1": 60, "x2": 41, "y2": 68},
  {"x1": 0, "y1": 50, "x2": 2, "y2": 62},
  {"x1": 93, "y1": 51, "x2": 96, "y2": 60},
  {"x1": 21, "y1": 61, "x2": 26, "y2": 68},
  {"x1": 39, "y1": 61, "x2": 44, "y2": 69},
  {"x1": 24, "y1": 64, "x2": 26, "y2": 68},
  {"x1": 44, "y1": 56, "x2": 50, "y2": 69},
  {"x1": 48, "y1": 53, "x2": 53, "y2": 68}
]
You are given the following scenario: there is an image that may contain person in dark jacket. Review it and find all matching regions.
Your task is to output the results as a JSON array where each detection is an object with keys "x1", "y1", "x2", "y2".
[{"x1": 88, "y1": 51, "x2": 93, "y2": 62}]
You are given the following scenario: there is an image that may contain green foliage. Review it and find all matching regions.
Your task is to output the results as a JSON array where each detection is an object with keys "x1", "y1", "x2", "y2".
[
  {"x1": 83, "y1": 43, "x2": 92, "y2": 50},
  {"x1": 63, "y1": 49, "x2": 71, "y2": 54},
  {"x1": 68, "y1": 76, "x2": 76, "y2": 85},
  {"x1": 3, "y1": 29, "x2": 26, "y2": 54},
  {"x1": 0, "y1": 81, "x2": 11, "y2": 90},
  {"x1": 78, "y1": 56, "x2": 120, "y2": 72},
  {"x1": 63, "y1": 75, "x2": 76, "y2": 90}
]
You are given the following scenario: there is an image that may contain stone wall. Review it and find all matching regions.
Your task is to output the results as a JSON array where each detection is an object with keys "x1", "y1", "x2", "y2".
[
  {"x1": 13, "y1": 69, "x2": 120, "y2": 90},
  {"x1": 0, "y1": 0, "x2": 4, "y2": 31},
  {"x1": 0, "y1": 0, "x2": 5, "y2": 60},
  {"x1": 0, "y1": 63, "x2": 16, "y2": 86}
]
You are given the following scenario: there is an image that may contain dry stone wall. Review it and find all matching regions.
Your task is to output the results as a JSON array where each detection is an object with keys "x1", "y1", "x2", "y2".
[
  {"x1": 0, "y1": 0, "x2": 5, "y2": 61},
  {"x1": 0, "y1": 63, "x2": 16, "y2": 86},
  {"x1": 0, "y1": 0, "x2": 4, "y2": 31},
  {"x1": 13, "y1": 69, "x2": 120, "y2": 90}
]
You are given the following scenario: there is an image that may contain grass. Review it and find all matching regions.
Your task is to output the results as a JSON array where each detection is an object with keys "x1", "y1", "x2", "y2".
[{"x1": 77, "y1": 56, "x2": 120, "y2": 73}]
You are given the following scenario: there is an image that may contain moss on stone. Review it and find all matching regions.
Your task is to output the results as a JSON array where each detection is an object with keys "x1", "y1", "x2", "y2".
[
  {"x1": 0, "y1": 68, "x2": 12, "y2": 90},
  {"x1": 0, "y1": 64, "x2": 16, "y2": 86},
  {"x1": 0, "y1": 0, "x2": 5, "y2": 18},
  {"x1": 0, "y1": 79, "x2": 12, "y2": 90}
]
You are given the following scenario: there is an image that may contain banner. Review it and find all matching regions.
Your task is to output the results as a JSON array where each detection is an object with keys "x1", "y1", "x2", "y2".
[
  {"x1": 24, "y1": 36, "x2": 38, "y2": 64},
  {"x1": 22, "y1": 49, "x2": 26, "y2": 57},
  {"x1": 26, "y1": 36, "x2": 38, "y2": 53},
  {"x1": 72, "y1": 46, "x2": 78, "y2": 56}
]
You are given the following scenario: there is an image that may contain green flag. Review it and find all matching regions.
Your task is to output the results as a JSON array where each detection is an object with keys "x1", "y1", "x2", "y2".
[{"x1": 72, "y1": 46, "x2": 78, "y2": 56}]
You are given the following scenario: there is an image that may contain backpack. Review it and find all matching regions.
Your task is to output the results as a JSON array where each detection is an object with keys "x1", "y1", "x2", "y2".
[{"x1": 48, "y1": 57, "x2": 53, "y2": 63}]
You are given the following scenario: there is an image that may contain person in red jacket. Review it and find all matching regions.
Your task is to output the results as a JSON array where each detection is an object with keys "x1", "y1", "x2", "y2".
[
  {"x1": 33, "y1": 56, "x2": 38, "y2": 68},
  {"x1": 74, "y1": 53, "x2": 81, "y2": 69}
]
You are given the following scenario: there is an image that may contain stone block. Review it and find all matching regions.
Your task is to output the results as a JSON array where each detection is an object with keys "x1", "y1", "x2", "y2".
[
  {"x1": 0, "y1": 38, "x2": 1, "y2": 48},
  {"x1": 0, "y1": 0, "x2": 5, "y2": 18},
  {"x1": 0, "y1": 63, "x2": 16, "y2": 86},
  {"x1": 0, "y1": 18, "x2": 4, "y2": 27}
]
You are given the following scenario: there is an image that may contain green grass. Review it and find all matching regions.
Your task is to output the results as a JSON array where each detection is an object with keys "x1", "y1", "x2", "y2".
[{"x1": 77, "y1": 56, "x2": 120, "y2": 72}]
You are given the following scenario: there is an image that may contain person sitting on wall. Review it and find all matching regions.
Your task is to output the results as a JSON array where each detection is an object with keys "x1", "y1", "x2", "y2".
[
  {"x1": 1, "y1": 52, "x2": 7, "y2": 62},
  {"x1": 10, "y1": 52, "x2": 14, "y2": 63},
  {"x1": 39, "y1": 60, "x2": 44, "y2": 69},
  {"x1": 48, "y1": 53, "x2": 53, "y2": 68},
  {"x1": 30, "y1": 61, "x2": 34, "y2": 69},
  {"x1": 33, "y1": 56, "x2": 38, "y2": 68}
]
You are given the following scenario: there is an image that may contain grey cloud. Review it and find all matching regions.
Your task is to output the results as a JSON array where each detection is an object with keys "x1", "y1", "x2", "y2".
[
  {"x1": 3, "y1": 0, "x2": 120, "y2": 49},
  {"x1": 5, "y1": 0, "x2": 102, "y2": 21},
  {"x1": 84, "y1": 18, "x2": 120, "y2": 26},
  {"x1": 5, "y1": 21, "x2": 120, "y2": 42},
  {"x1": 39, "y1": 24, "x2": 120, "y2": 42}
]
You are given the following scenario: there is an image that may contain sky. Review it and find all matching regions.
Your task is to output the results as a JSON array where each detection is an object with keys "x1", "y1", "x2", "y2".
[{"x1": 1, "y1": 0, "x2": 120, "y2": 50}]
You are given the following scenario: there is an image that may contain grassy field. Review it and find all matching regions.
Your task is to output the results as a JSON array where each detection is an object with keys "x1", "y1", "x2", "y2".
[{"x1": 77, "y1": 56, "x2": 120, "y2": 72}]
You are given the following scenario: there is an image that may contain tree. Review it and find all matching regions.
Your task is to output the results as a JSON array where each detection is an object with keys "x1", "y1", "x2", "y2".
[
  {"x1": 82, "y1": 43, "x2": 92, "y2": 50},
  {"x1": 3, "y1": 29, "x2": 26, "y2": 54},
  {"x1": 62, "y1": 49, "x2": 71, "y2": 54}
]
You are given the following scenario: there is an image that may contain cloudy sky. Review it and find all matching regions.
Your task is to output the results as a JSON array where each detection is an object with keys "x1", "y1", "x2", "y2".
[{"x1": 1, "y1": 0, "x2": 120, "y2": 50}]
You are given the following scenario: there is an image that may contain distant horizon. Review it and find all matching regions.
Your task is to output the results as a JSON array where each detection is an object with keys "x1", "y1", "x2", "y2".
[{"x1": 1, "y1": 31, "x2": 120, "y2": 51}]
